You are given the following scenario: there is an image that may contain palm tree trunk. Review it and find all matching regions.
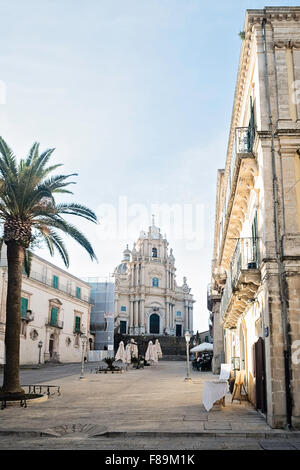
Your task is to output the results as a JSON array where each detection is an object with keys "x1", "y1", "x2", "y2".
[{"x1": 1, "y1": 241, "x2": 25, "y2": 395}]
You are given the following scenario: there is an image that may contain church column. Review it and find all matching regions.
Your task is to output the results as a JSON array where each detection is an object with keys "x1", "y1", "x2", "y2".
[
  {"x1": 141, "y1": 265, "x2": 145, "y2": 285},
  {"x1": 133, "y1": 299, "x2": 138, "y2": 331},
  {"x1": 165, "y1": 301, "x2": 169, "y2": 329},
  {"x1": 129, "y1": 297, "x2": 134, "y2": 333},
  {"x1": 189, "y1": 304, "x2": 193, "y2": 332},
  {"x1": 139, "y1": 298, "x2": 145, "y2": 333},
  {"x1": 114, "y1": 296, "x2": 119, "y2": 320},
  {"x1": 184, "y1": 300, "x2": 189, "y2": 331},
  {"x1": 172, "y1": 303, "x2": 175, "y2": 331}
]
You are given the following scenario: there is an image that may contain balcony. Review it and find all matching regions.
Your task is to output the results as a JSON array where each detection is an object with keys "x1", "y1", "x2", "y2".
[
  {"x1": 27, "y1": 270, "x2": 90, "y2": 303},
  {"x1": 219, "y1": 126, "x2": 258, "y2": 270},
  {"x1": 220, "y1": 237, "x2": 261, "y2": 328},
  {"x1": 47, "y1": 319, "x2": 64, "y2": 329},
  {"x1": 207, "y1": 283, "x2": 221, "y2": 311},
  {"x1": 21, "y1": 310, "x2": 34, "y2": 322}
]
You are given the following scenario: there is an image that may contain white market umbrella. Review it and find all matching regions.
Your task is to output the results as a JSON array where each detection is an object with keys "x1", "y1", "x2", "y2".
[
  {"x1": 155, "y1": 339, "x2": 163, "y2": 358},
  {"x1": 145, "y1": 341, "x2": 153, "y2": 362},
  {"x1": 152, "y1": 343, "x2": 158, "y2": 363},
  {"x1": 125, "y1": 344, "x2": 132, "y2": 363},
  {"x1": 190, "y1": 342, "x2": 213, "y2": 353},
  {"x1": 115, "y1": 341, "x2": 126, "y2": 363},
  {"x1": 129, "y1": 339, "x2": 138, "y2": 358}
]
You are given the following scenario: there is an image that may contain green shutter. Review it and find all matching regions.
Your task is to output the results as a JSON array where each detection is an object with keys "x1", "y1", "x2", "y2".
[
  {"x1": 50, "y1": 307, "x2": 58, "y2": 326},
  {"x1": 75, "y1": 316, "x2": 81, "y2": 332},
  {"x1": 76, "y1": 287, "x2": 81, "y2": 299},
  {"x1": 52, "y1": 275, "x2": 59, "y2": 289},
  {"x1": 252, "y1": 211, "x2": 259, "y2": 264},
  {"x1": 252, "y1": 211, "x2": 258, "y2": 240},
  {"x1": 20, "y1": 297, "x2": 28, "y2": 318}
]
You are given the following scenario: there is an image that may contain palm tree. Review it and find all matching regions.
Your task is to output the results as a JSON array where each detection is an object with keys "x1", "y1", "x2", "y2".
[{"x1": 0, "y1": 137, "x2": 98, "y2": 397}]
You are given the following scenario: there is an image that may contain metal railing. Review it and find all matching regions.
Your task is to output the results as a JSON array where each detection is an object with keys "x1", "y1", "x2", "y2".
[
  {"x1": 47, "y1": 319, "x2": 64, "y2": 329},
  {"x1": 21, "y1": 310, "x2": 34, "y2": 322},
  {"x1": 220, "y1": 237, "x2": 260, "y2": 320},
  {"x1": 223, "y1": 126, "x2": 256, "y2": 228},
  {"x1": 22, "y1": 384, "x2": 61, "y2": 397},
  {"x1": 28, "y1": 270, "x2": 90, "y2": 303},
  {"x1": 235, "y1": 126, "x2": 255, "y2": 154},
  {"x1": 231, "y1": 237, "x2": 260, "y2": 288},
  {"x1": 220, "y1": 267, "x2": 233, "y2": 321}
]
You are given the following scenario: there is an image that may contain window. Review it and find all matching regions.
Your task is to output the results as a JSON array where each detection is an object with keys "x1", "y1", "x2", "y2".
[
  {"x1": 152, "y1": 247, "x2": 157, "y2": 258},
  {"x1": 121, "y1": 306, "x2": 126, "y2": 312},
  {"x1": 76, "y1": 287, "x2": 81, "y2": 299},
  {"x1": 50, "y1": 307, "x2": 58, "y2": 326},
  {"x1": 52, "y1": 274, "x2": 58, "y2": 289},
  {"x1": 74, "y1": 315, "x2": 81, "y2": 333},
  {"x1": 120, "y1": 320, "x2": 127, "y2": 334},
  {"x1": 152, "y1": 277, "x2": 159, "y2": 287},
  {"x1": 20, "y1": 297, "x2": 28, "y2": 319},
  {"x1": 205, "y1": 335, "x2": 209, "y2": 343},
  {"x1": 52, "y1": 275, "x2": 59, "y2": 289},
  {"x1": 176, "y1": 311, "x2": 182, "y2": 317}
]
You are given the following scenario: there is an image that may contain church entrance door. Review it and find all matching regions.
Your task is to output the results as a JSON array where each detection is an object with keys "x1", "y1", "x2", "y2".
[
  {"x1": 149, "y1": 313, "x2": 160, "y2": 334},
  {"x1": 176, "y1": 324, "x2": 182, "y2": 337}
]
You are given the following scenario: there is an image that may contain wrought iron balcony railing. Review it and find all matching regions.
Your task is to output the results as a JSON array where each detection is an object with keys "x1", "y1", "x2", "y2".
[
  {"x1": 21, "y1": 310, "x2": 34, "y2": 322},
  {"x1": 231, "y1": 237, "x2": 260, "y2": 288},
  {"x1": 222, "y1": 126, "x2": 256, "y2": 243},
  {"x1": 220, "y1": 237, "x2": 260, "y2": 320},
  {"x1": 47, "y1": 319, "x2": 64, "y2": 329},
  {"x1": 27, "y1": 270, "x2": 90, "y2": 303}
]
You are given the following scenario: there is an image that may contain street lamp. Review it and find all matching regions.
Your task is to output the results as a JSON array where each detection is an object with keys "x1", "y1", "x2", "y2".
[
  {"x1": 79, "y1": 334, "x2": 87, "y2": 380},
  {"x1": 38, "y1": 340, "x2": 43, "y2": 365},
  {"x1": 184, "y1": 330, "x2": 192, "y2": 382}
]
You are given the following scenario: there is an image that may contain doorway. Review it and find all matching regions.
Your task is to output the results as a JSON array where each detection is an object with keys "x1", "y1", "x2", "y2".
[
  {"x1": 254, "y1": 337, "x2": 267, "y2": 412},
  {"x1": 176, "y1": 324, "x2": 182, "y2": 337},
  {"x1": 149, "y1": 313, "x2": 160, "y2": 334},
  {"x1": 49, "y1": 334, "x2": 55, "y2": 358}
]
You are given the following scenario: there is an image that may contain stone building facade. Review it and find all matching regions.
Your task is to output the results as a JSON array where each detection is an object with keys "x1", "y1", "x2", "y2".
[
  {"x1": 113, "y1": 221, "x2": 195, "y2": 337},
  {"x1": 0, "y1": 248, "x2": 92, "y2": 365},
  {"x1": 208, "y1": 7, "x2": 300, "y2": 429}
]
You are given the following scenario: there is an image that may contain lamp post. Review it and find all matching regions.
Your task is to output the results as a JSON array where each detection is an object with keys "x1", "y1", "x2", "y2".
[
  {"x1": 38, "y1": 340, "x2": 43, "y2": 365},
  {"x1": 184, "y1": 330, "x2": 192, "y2": 382},
  {"x1": 79, "y1": 334, "x2": 87, "y2": 380}
]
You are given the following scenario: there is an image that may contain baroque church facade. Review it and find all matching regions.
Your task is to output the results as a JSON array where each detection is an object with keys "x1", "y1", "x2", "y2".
[{"x1": 113, "y1": 221, "x2": 195, "y2": 337}]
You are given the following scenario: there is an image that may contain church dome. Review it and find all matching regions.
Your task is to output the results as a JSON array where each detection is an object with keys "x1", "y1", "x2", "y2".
[
  {"x1": 122, "y1": 244, "x2": 131, "y2": 262},
  {"x1": 116, "y1": 262, "x2": 128, "y2": 275}
]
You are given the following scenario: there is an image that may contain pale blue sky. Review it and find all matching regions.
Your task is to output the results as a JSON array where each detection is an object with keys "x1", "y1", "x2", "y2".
[{"x1": 0, "y1": 1, "x2": 298, "y2": 331}]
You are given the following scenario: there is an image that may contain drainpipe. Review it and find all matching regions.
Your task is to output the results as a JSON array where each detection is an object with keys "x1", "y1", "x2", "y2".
[{"x1": 262, "y1": 17, "x2": 292, "y2": 428}]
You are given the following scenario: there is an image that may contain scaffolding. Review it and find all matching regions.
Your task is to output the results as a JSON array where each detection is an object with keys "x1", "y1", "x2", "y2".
[{"x1": 86, "y1": 277, "x2": 115, "y2": 355}]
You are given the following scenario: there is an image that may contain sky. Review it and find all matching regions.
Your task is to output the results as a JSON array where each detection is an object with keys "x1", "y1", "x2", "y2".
[{"x1": 0, "y1": 0, "x2": 299, "y2": 332}]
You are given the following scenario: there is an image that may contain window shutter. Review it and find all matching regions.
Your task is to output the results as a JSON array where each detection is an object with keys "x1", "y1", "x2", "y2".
[
  {"x1": 51, "y1": 307, "x2": 58, "y2": 325},
  {"x1": 75, "y1": 316, "x2": 81, "y2": 332},
  {"x1": 20, "y1": 297, "x2": 28, "y2": 318},
  {"x1": 76, "y1": 287, "x2": 81, "y2": 299},
  {"x1": 52, "y1": 275, "x2": 59, "y2": 289}
]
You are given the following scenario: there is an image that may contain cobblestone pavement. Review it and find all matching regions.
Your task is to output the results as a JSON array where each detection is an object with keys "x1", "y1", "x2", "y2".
[
  {"x1": 0, "y1": 435, "x2": 300, "y2": 450},
  {"x1": 0, "y1": 361, "x2": 299, "y2": 450}
]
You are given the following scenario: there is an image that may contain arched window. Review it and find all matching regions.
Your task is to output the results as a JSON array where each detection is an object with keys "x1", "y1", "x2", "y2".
[
  {"x1": 149, "y1": 313, "x2": 160, "y2": 334},
  {"x1": 152, "y1": 247, "x2": 157, "y2": 258},
  {"x1": 152, "y1": 277, "x2": 159, "y2": 287}
]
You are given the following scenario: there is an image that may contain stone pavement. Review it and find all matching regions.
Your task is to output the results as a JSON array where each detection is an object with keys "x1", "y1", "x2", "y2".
[{"x1": 0, "y1": 361, "x2": 299, "y2": 450}]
